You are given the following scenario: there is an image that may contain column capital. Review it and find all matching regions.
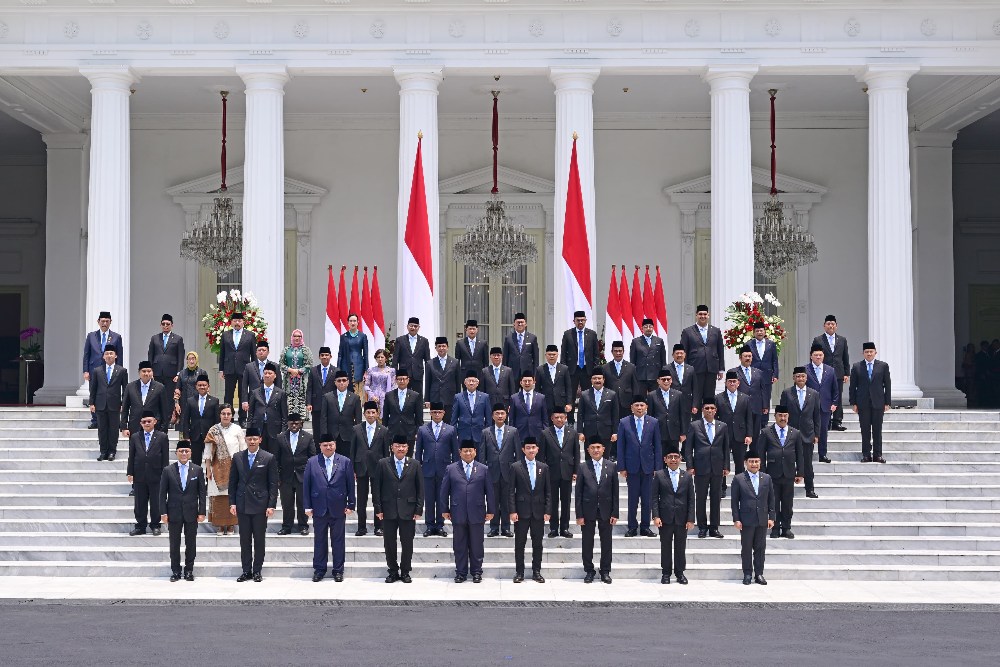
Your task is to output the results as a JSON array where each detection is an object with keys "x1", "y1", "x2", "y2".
[
  {"x1": 42, "y1": 132, "x2": 88, "y2": 150},
  {"x1": 79, "y1": 65, "x2": 137, "y2": 90},
  {"x1": 393, "y1": 67, "x2": 444, "y2": 92},
  {"x1": 237, "y1": 65, "x2": 289, "y2": 90},
  {"x1": 703, "y1": 65, "x2": 758, "y2": 90},
  {"x1": 860, "y1": 65, "x2": 920, "y2": 90},
  {"x1": 910, "y1": 130, "x2": 957, "y2": 149},
  {"x1": 549, "y1": 67, "x2": 600, "y2": 92}
]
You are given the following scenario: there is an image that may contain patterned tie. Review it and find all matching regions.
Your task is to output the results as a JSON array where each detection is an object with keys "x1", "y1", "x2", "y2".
[
  {"x1": 469, "y1": 338, "x2": 475, "y2": 355},
  {"x1": 662, "y1": 391, "x2": 669, "y2": 411},
  {"x1": 557, "y1": 428, "x2": 563, "y2": 448},
  {"x1": 700, "y1": 327, "x2": 707, "y2": 344},
  {"x1": 779, "y1": 427, "x2": 786, "y2": 447},
  {"x1": 594, "y1": 460, "x2": 602, "y2": 480},
  {"x1": 518, "y1": 333, "x2": 524, "y2": 352},
  {"x1": 433, "y1": 422, "x2": 440, "y2": 441},
  {"x1": 180, "y1": 464, "x2": 187, "y2": 491},
  {"x1": 144, "y1": 431, "x2": 151, "y2": 451}
]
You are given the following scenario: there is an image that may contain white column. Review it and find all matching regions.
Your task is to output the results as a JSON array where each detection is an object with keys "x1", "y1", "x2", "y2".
[
  {"x1": 394, "y1": 67, "x2": 442, "y2": 343},
  {"x1": 863, "y1": 66, "x2": 922, "y2": 399},
  {"x1": 677, "y1": 203, "x2": 699, "y2": 328},
  {"x1": 911, "y1": 130, "x2": 965, "y2": 405},
  {"x1": 706, "y1": 66, "x2": 757, "y2": 371},
  {"x1": 293, "y1": 204, "x2": 313, "y2": 331},
  {"x1": 238, "y1": 65, "x2": 288, "y2": 359},
  {"x1": 35, "y1": 132, "x2": 88, "y2": 405},
  {"x1": 551, "y1": 67, "x2": 599, "y2": 344},
  {"x1": 80, "y1": 66, "x2": 134, "y2": 373}
]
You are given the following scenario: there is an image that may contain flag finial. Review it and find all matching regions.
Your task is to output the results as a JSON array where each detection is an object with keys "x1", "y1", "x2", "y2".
[
  {"x1": 572, "y1": 131, "x2": 578, "y2": 141},
  {"x1": 417, "y1": 130, "x2": 423, "y2": 140}
]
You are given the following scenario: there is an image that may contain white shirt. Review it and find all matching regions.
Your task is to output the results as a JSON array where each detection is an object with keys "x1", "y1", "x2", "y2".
[{"x1": 547, "y1": 363, "x2": 557, "y2": 381}]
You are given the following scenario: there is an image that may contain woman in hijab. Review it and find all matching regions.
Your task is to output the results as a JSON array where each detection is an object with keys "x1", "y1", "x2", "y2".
[
  {"x1": 174, "y1": 350, "x2": 204, "y2": 434},
  {"x1": 280, "y1": 328, "x2": 314, "y2": 420}
]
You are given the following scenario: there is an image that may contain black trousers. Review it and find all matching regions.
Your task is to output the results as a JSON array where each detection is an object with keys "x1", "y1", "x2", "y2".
[
  {"x1": 694, "y1": 473, "x2": 722, "y2": 529},
  {"x1": 692, "y1": 372, "x2": 717, "y2": 408},
  {"x1": 154, "y1": 375, "x2": 177, "y2": 405},
  {"x1": 581, "y1": 517, "x2": 613, "y2": 574},
  {"x1": 832, "y1": 379, "x2": 845, "y2": 425},
  {"x1": 730, "y1": 438, "x2": 748, "y2": 480},
  {"x1": 237, "y1": 511, "x2": 267, "y2": 574},
  {"x1": 740, "y1": 525, "x2": 767, "y2": 576},
  {"x1": 549, "y1": 479, "x2": 573, "y2": 532},
  {"x1": 189, "y1": 435, "x2": 206, "y2": 466},
  {"x1": 96, "y1": 408, "x2": 120, "y2": 456},
  {"x1": 133, "y1": 476, "x2": 162, "y2": 530},
  {"x1": 817, "y1": 411, "x2": 831, "y2": 459},
  {"x1": 168, "y1": 519, "x2": 198, "y2": 574},
  {"x1": 280, "y1": 479, "x2": 308, "y2": 530},
  {"x1": 423, "y1": 475, "x2": 444, "y2": 530},
  {"x1": 858, "y1": 404, "x2": 885, "y2": 458},
  {"x1": 658, "y1": 523, "x2": 688, "y2": 575},
  {"x1": 382, "y1": 518, "x2": 416, "y2": 575},
  {"x1": 801, "y1": 441, "x2": 816, "y2": 492},
  {"x1": 355, "y1": 475, "x2": 381, "y2": 531},
  {"x1": 223, "y1": 374, "x2": 244, "y2": 423},
  {"x1": 452, "y1": 522, "x2": 486, "y2": 576},
  {"x1": 489, "y1": 478, "x2": 511, "y2": 531},
  {"x1": 773, "y1": 477, "x2": 795, "y2": 530},
  {"x1": 260, "y1": 429, "x2": 277, "y2": 455},
  {"x1": 514, "y1": 515, "x2": 545, "y2": 574}
]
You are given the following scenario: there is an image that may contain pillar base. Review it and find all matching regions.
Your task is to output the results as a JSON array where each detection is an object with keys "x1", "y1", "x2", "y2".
[
  {"x1": 33, "y1": 385, "x2": 85, "y2": 406},
  {"x1": 890, "y1": 382, "x2": 924, "y2": 401},
  {"x1": 918, "y1": 387, "x2": 967, "y2": 408}
]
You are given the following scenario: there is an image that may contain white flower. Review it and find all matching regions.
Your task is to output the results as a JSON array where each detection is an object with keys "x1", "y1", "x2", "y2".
[
  {"x1": 771, "y1": 298, "x2": 781, "y2": 307},
  {"x1": 217, "y1": 291, "x2": 227, "y2": 304},
  {"x1": 230, "y1": 288, "x2": 241, "y2": 301},
  {"x1": 247, "y1": 295, "x2": 257, "y2": 307}
]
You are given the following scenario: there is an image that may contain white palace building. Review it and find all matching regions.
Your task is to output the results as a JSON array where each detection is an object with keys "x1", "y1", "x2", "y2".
[{"x1": 1, "y1": 0, "x2": 998, "y2": 407}]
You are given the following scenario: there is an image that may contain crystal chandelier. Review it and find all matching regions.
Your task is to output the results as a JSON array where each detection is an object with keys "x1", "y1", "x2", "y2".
[
  {"x1": 453, "y1": 90, "x2": 538, "y2": 275},
  {"x1": 179, "y1": 91, "x2": 243, "y2": 275},
  {"x1": 753, "y1": 89, "x2": 818, "y2": 279}
]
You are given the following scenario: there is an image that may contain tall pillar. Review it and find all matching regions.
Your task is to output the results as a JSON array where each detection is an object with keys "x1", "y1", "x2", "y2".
[
  {"x1": 911, "y1": 130, "x2": 965, "y2": 406},
  {"x1": 238, "y1": 65, "x2": 288, "y2": 359},
  {"x1": 394, "y1": 67, "x2": 442, "y2": 344},
  {"x1": 551, "y1": 67, "x2": 599, "y2": 343},
  {"x1": 706, "y1": 66, "x2": 757, "y2": 371},
  {"x1": 863, "y1": 65, "x2": 922, "y2": 399},
  {"x1": 35, "y1": 132, "x2": 88, "y2": 405},
  {"x1": 80, "y1": 66, "x2": 134, "y2": 373},
  {"x1": 677, "y1": 203, "x2": 699, "y2": 329}
]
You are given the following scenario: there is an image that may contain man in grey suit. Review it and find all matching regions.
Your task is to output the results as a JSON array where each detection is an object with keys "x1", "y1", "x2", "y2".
[
  {"x1": 575, "y1": 437, "x2": 619, "y2": 584},
  {"x1": 455, "y1": 319, "x2": 489, "y2": 375},
  {"x1": 159, "y1": 440, "x2": 207, "y2": 581},
  {"x1": 440, "y1": 440, "x2": 497, "y2": 583},
  {"x1": 90, "y1": 347, "x2": 126, "y2": 461},
  {"x1": 373, "y1": 435, "x2": 424, "y2": 583},
  {"x1": 561, "y1": 310, "x2": 600, "y2": 395},
  {"x1": 782, "y1": 367, "x2": 822, "y2": 498},
  {"x1": 603, "y1": 341, "x2": 642, "y2": 422},
  {"x1": 731, "y1": 453, "x2": 775, "y2": 585},
  {"x1": 715, "y1": 370, "x2": 755, "y2": 497},
  {"x1": 755, "y1": 406, "x2": 803, "y2": 539},
  {"x1": 83, "y1": 310, "x2": 124, "y2": 429},
  {"x1": 127, "y1": 410, "x2": 170, "y2": 536},
  {"x1": 748, "y1": 322, "x2": 780, "y2": 425},
  {"x1": 509, "y1": 437, "x2": 552, "y2": 583},
  {"x1": 241, "y1": 341, "x2": 283, "y2": 420},
  {"x1": 147, "y1": 313, "x2": 185, "y2": 398},
  {"x1": 424, "y1": 337, "x2": 462, "y2": 423},
  {"x1": 630, "y1": 318, "x2": 667, "y2": 392},
  {"x1": 850, "y1": 342, "x2": 891, "y2": 463},
  {"x1": 218, "y1": 313, "x2": 258, "y2": 423},
  {"x1": 230, "y1": 427, "x2": 279, "y2": 582},
  {"x1": 392, "y1": 317, "x2": 431, "y2": 396},
  {"x1": 651, "y1": 448, "x2": 695, "y2": 584},
  {"x1": 479, "y1": 404, "x2": 520, "y2": 537},
  {"x1": 576, "y1": 370, "x2": 620, "y2": 457},
  {"x1": 684, "y1": 400, "x2": 730, "y2": 539},
  {"x1": 680, "y1": 305, "x2": 726, "y2": 410},
  {"x1": 814, "y1": 315, "x2": 850, "y2": 431},
  {"x1": 350, "y1": 401, "x2": 390, "y2": 536},
  {"x1": 732, "y1": 346, "x2": 770, "y2": 436},
  {"x1": 321, "y1": 370, "x2": 362, "y2": 452},
  {"x1": 503, "y1": 313, "x2": 539, "y2": 382},
  {"x1": 247, "y1": 362, "x2": 288, "y2": 454},
  {"x1": 480, "y1": 347, "x2": 515, "y2": 409},
  {"x1": 541, "y1": 409, "x2": 578, "y2": 538}
]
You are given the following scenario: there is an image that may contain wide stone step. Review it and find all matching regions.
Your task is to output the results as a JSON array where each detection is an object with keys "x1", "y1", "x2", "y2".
[
  {"x1": 827, "y1": 431, "x2": 1000, "y2": 442},
  {"x1": 809, "y1": 484, "x2": 1000, "y2": 497}
]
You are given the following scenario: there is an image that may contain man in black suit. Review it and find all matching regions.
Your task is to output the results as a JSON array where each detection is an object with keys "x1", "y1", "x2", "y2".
[
  {"x1": 218, "y1": 312, "x2": 257, "y2": 423},
  {"x1": 782, "y1": 367, "x2": 822, "y2": 498},
  {"x1": 393, "y1": 317, "x2": 431, "y2": 395},
  {"x1": 481, "y1": 347, "x2": 515, "y2": 409},
  {"x1": 479, "y1": 404, "x2": 520, "y2": 538},
  {"x1": 440, "y1": 440, "x2": 497, "y2": 583},
  {"x1": 541, "y1": 409, "x2": 578, "y2": 538},
  {"x1": 806, "y1": 344, "x2": 841, "y2": 465},
  {"x1": 748, "y1": 321, "x2": 780, "y2": 396},
  {"x1": 373, "y1": 435, "x2": 424, "y2": 583},
  {"x1": 121, "y1": 361, "x2": 171, "y2": 439},
  {"x1": 509, "y1": 371, "x2": 549, "y2": 441},
  {"x1": 503, "y1": 313, "x2": 539, "y2": 382},
  {"x1": 536, "y1": 344, "x2": 575, "y2": 420},
  {"x1": 351, "y1": 401, "x2": 390, "y2": 536},
  {"x1": 603, "y1": 341, "x2": 642, "y2": 422},
  {"x1": 733, "y1": 346, "x2": 770, "y2": 437},
  {"x1": 755, "y1": 406, "x2": 803, "y2": 538},
  {"x1": 321, "y1": 370, "x2": 362, "y2": 453},
  {"x1": 275, "y1": 413, "x2": 316, "y2": 536},
  {"x1": 382, "y1": 369, "x2": 423, "y2": 454},
  {"x1": 247, "y1": 362, "x2": 288, "y2": 454},
  {"x1": 90, "y1": 347, "x2": 127, "y2": 461},
  {"x1": 561, "y1": 310, "x2": 600, "y2": 395},
  {"x1": 127, "y1": 410, "x2": 170, "y2": 536},
  {"x1": 425, "y1": 337, "x2": 462, "y2": 422},
  {"x1": 684, "y1": 400, "x2": 730, "y2": 539},
  {"x1": 731, "y1": 453, "x2": 775, "y2": 585},
  {"x1": 575, "y1": 437, "x2": 619, "y2": 584},
  {"x1": 715, "y1": 371, "x2": 755, "y2": 497},
  {"x1": 147, "y1": 313, "x2": 185, "y2": 399},
  {"x1": 577, "y1": 370, "x2": 620, "y2": 459},
  {"x1": 307, "y1": 346, "x2": 337, "y2": 418},
  {"x1": 850, "y1": 342, "x2": 892, "y2": 463},
  {"x1": 182, "y1": 374, "x2": 219, "y2": 466},
  {"x1": 241, "y1": 341, "x2": 283, "y2": 422},
  {"x1": 668, "y1": 344, "x2": 698, "y2": 416},
  {"x1": 647, "y1": 370, "x2": 689, "y2": 459},
  {"x1": 651, "y1": 449, "x2": 695, "y2": 584},
  {"x1": 680, "y1": 305, "x2": 725, "y2": 410},
  {"x1": 229, "y1": 427, "x2": 279, "y2": 582},
  {"x1": 630, "y1": 318, "x2": 667, "y2": 392},
  {"x1": 455, "y1": 319, "x2": 489, "y2": 375},
  {"x1": 814, "y1": 315, "x2": 850, "y2": 431},
  {"x1": 159, "y1": 440, "x2": 206, "y2": 581},
  {"x1": 509, "y1": 437, "x2": 552, "y2": 583},
  {"x1": 414, "y1": 401, "x2": 459, "y2": 537},
  {"x1": 82, "y1": 310, "x2": 124, "y2": 428}
]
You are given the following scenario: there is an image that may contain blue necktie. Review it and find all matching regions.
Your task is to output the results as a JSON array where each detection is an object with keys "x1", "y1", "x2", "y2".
[
  {"x1": 594, "y1": 461, "x2": 602, "y2": 479},
  {"x1": 163, "y1": 333, "x2": 169, "y2": 351},
  {"x1": 636, "y1": 417, "x2": 643, "y2": 441},
  {"x1": 465, "y1": 463, "x2": 472, "y2": 481},
  {"x1": 577, "y1": 330, "x2": 585, "y2": 367},
  {"x1": 670, "y1": 469, "x2": 678, "y2": 492},
  {"x1": 264, "y1": 387, "x2": 272, "y2": 421},
  {"x1": 496, "y1": 428, "x2": 503, "y2": 450},
  {"x1": 322, "y1": 366, "x2": 328, "y2": 385},
  {"x1": 751, "y1": 474, "x2": 759, "y2": 494},
  {"x1": 706, "y1": 421, "x2": 714, "y2": 443},
  {"x1": 595, "y1": 389, "x2": 602, "y2": 405},
  {"x1": 180, "y1": 464, "x2": 187, "y2": 491},
  {"x1": 798, "y1": 388, "x2": 805, "y2": 410},
  {"x1": 326, "y1": 457, "x2": 333, "y2": 481},
  {"x1": 700, "y1": 328, "x2": 707, "y2": 344},
  {"x1": 199, "y1": 395, "x2": 205, "y2": 417},
  {"x1": 101, "y1": 332, "x2": 107, "y2": 351},
  {"x1": 144, "y1": 432, "x2": 150, "y2": 451},
  {"x1": 676, "y1": 363, "x2": 683, "y2": 383},
  {"x1": 249, "y1": 452, "x2": 256, "y2": 468},
  {"x1": 518, "y1": 333, "x2": 523, "y2": 351},
  {"x1": 745, "y1": 367, "x2": 751, "y2": 384},
  {"x1": 557, "y1": 428, "x2": 563, "y2": 448},
  {"x1": 868, "y1": 362, "x2": 873, "y2": 380},
  {"x1": 433, "y1": 423, "x2": 440, "y2": 440},
  {"x1": 339, "y1": 391, "x2": 346, "y2": 411},
  {"x1": 106, "y1": 366, "x2": 112, "y2": 383},
  {"x1": 528, "y1": 461, "x2": 536, "y2": 490},
  {"x1": 233, "y1": 329, "x2": 241, "y2": 349},
  {"x1": 662, "y1": 391, "x2": 669, "y2": 410},
  {"x1": 396, "y1": 459, "x2": 404, "y2": 479},
  {"x1": 779, "y1": 427, "x2": 786, "y2": 447},
  {"x1": 494, "y1": 367, "x2": 500, "y2": 383}
]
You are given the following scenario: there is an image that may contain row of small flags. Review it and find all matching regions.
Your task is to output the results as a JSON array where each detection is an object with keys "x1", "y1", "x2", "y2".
[
  {"x1": 605, "y1": 265, "x2": 669, "y2": 349},
  {"x1": 324, "y1": 265, "x2": 386, "y2": 366}
]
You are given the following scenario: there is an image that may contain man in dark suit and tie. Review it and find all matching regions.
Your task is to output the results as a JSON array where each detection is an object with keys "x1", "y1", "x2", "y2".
[
  {"x1": 684, "y1": 400, "x2": 730, "y2": 538},
  {"x1": 393, "y1": 317, "x2": 431, "y2": 396},
  {"x1": 121, "y1": 361, "x2": 171, "y2": 439},
  {"x1": 814, "y1": 315, "x2": 850, "y2": 431},
  {"x1": 229, "y1": 427, "x2": 278, "y2": 582},
  {"x1": 241, "y1": 341, "x2": 283, "y2": 421},
  {"x1": 748, "y1": 322, "x2": 780, "y2": 425},
  {"x1": 373, "y1": 435, "x2": 424, "y2": 583},
  {"x1": 451, "y1": 370, "x2": 491, "y2": 447},
  {"x1": 630, "y1": 318, "x2": 667, "y2": 392},
  {"x1": 509, "y1": 371, "x2": 549, "y2": 442},
  {"x1": 850, "y1": 342, "x2": 892, "y2": 463},
  {"x1": 807, "y1": 343, "x2": 841, "y2": 464},
  {"x1": 616, "y1": 397, "x2": 662, "y2": 538},
  {"x1": 321, "y1": 370, "x2": 362, "y2": 454},
  {"x1": 218, "y1": 312, "x2": 258, "y2": 423},
  {"x1": 127, "y1": 410, "x2": 170, "y2": 536},
  {"x1": 479, "y1": 404, "x2": 520, "y2": 537},
  {"x1": 782, "y1": 367, "x2": 822, "y2": 498},
  {"x1": 307, "y1": 346, "x2": 336, "y2": 418},
  {"x1": 441, "y1": 440, "x2": 497, "y2": 583},
  {"x1": 159, "y1": 440, "x2": 206, "y2": 581},
  {"x1": 733, "y1": 346, "x2": 770, "y2": 437},
  {"x1": 83, "y1": 310, "x2": 124, "y2": 429},
  {"x1": 509, "y1": 437, "x2": 551, "y2": 583},
  {"x1": 304, "y1": 433, "x2": 356, "y2": 582},
  {"x1": 90, "y1": 347, "x2": 126, "y2": 461},
  {"x1": 541, "y1": 409, "x2": 578, "y2": 538},
  {"x1": 503, "y1": 313, "x2": 539, "y2": 382},
  {"x1": 603, "y1": 341, "x2": 642, "y2": 424},
  {"x1": 561, "y1": 310, "x2": 600, "y2": 396},
  {"x1": 414, "y1": 402, "x2": 459, "y2": 537},
  {"x1": 182, "y1": 374, "x2": 219, "y2": 466},
  {"x1": 455, "y1": 319, "x2": 489, "y2": 375},
  {"x1": 247, "y1": 362, "x2": 288, "y2": 454},
  {"x1": 755, "y1": 406, "x2": 803, "y2": 538},
  {"x1": 731, "y1": 453, "x2": 775, "y2": 585},
  {"x1": 536, "y1": 345, "x2": 574, "y2": 420},
  {"x1": 382, "y1": 369, "x2": 424, "y2": 454},
  {"x1": 651, "y1": 448, "x2": 695, "y2": 584},
  {"x1": 576, "y1": 437, "x2": 619, "y2": 584},
  {"x1": 668, "y1": 344, "x2": 698, "y2": 416},
  {"x1": 480, "y1": 347, "x2": 515, "y2": 409},
  {"x1": 577, "y1": 370, "x2": 620, "y2": 459},
  {"x1": 425, "y1": 337, "x2": 462, "y2": 423},
  {"x1": 647, "y1": 370, "x2": 689, "y2": 460},
  {"x1": 147, "y1": 313, "x2": 185, "y2": 399},
  {"x1": 680, "y1": 305, "x2": 726, "y2": 410},
  {"x1": 274, "y1": 413, "x2": 316, "y2": 536},
  {"x1": 716, "y1": 370, "x2": 755, "y2": 497},
  {"x1": 350, "y1": 401, "x2": 390, "y2": 537}
]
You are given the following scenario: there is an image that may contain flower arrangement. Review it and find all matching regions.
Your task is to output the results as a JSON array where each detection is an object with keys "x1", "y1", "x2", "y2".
[
  {"x1": 723, "y1": 291, "x2": 787, "y2": 352},
  {"x1": 201, "y1": 289, "x2": 268, "y2": 355},
  {"x1": 596, "y1": 327, "x2": 608, "y2": 367},
  {"x1": 19, "y1": 327, "x2": 42, "y2": 360}
]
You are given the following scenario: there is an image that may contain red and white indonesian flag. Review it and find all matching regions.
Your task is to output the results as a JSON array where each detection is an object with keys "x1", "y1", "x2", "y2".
[
  {"x1": 654, "y1": 265, "x2": 669, "y2": 341},
  {"x1": 642, "y1": 266, "x2": 655, "y2": 332},
  {"x1": 361, "y1": 267, "x2": 375, "y2": 365},
  {"x1": 324, "y1": 266, "x2": 341, "y2": 350},
  {"x1": 337, "y1": 266, "x2": 349, "y2": 333},
  {"x1": 604, "y1": 265, "x2": 623, "y2": 348},
  {"x1": 618, "y1": 265, "x2": 634, "y2": 349},
  {"x1": 631, "y1": 266, "x2": 643, "y2": 340},
  {"x1": 371, "y1": 267, "x2": 386, "y2": 358},
  {"x1": 401, "y1": 136, "x2": 435, "y2": 342},
  {"x1": 561, "y1": 136, "x2": 593, "y2": 324}
]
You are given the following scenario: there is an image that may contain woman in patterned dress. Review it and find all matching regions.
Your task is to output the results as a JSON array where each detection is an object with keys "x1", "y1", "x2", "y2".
[
  {"x1": 362, "y1": 349, "x2": 396, "y2": 418},
  {"x1": 279, "y1": 329, "x2": 314, "y2": 421},
  {"x1": 203, "y1": 404, "x2": 246, "y2": 535}
]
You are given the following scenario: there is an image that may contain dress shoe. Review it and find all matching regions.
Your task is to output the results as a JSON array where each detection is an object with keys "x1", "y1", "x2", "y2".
[
  {"x1": 640, "y1": 528, "x2": 656, "y2": 538},
  {"x1": 532, "y1": 572, "x2": 545, "y2": 583},
  {"x1": 862, "y1": 455, "x2": 873, "y2": 463},
  {"x1": 661, "y1": 574, "x2": 670, "y2": 584},
  {"x1": 129, "y1": 528, "x2": 146, "y2": 536},
  {"x1": 709, "y1": 529, "x2": 724, "y2": 538},
  {"x1": 437, "y1": 529, "x2": 447, "y2": 537},
  {"x1": 454, "y1": 575, "x2": 467, "y2": 583},
  {"x1": 184, "y1": 572, "x2": 194, "y2": 582},
  {"x1": 624, "y1": 528, "x2": 638, "y2": 538},
  {"x1": 374, "y1": 529, "x2": 384, "y2": 536},
  {"x1": 170, "y1": 573, "x2": 181, "y2": 582},
  {"x1": 333, "y1": 572, "x2": 344, "y2": 582},
  {"x1": 253, "y1": 573, "x2": 263, "y2": 582},
  {"x1": 311, "y1": 571, "x2": 325, "y2": 582},
  {"x1": 107, "y1": 454, "x2": 115, "y2": 462},
  {"x1": 783, "y1": 530, "x2": 795, "y2": 539},
  {"x1": 487, "y1": 529, "x2": 500, "y2": 537},
  {"x1": 96, "y1": 454, "x2": 106, "y2": 461},
  {"x1": 743, "y1": 574, "x2": 753, "y2": 585},
  {"x1": 88, "y1": 423, "x2": 99, "y2": 429},
  {"x1": 770, "y1": 528, "x2": 781, "y2": 538},
  {"x1": 501, "y1": 530, "x2": 514, "y2": 538},
  {"x1": 151, "y1": 527, "x2": 161, "y2": 536},
  {"x1": 819, "y1": 457, "x2": 832, "y2": 463},
  {"x1": 584, "y1": 571, "x2": 596, "y2": 584},
  {"x1": 806, "y1": 491, "x2": 819, "y2": 498},
  {"x1": 385, "y1": 573, "x2": 400, "y2": 583},
  {"x1": 754, "y1": 575, "x2": 768, "y2": 585},
  {"x1": 697, "y1": 529, "x2": 707, "y2": 539},
  {"x1": 237, "y1": 572, "x2": 253, "y2": 582},
  {"x1": 423, "y1": 529, "x2": 434, "y2": 537},
  {"x1": 560, "y1": 530, "x2": 574, "y2": 538},
  {"x1": 874, "y1": 456, "x2": 886, "y2": 464},
  {"x1": 355, "y1": 529, "x2": 367, "y2": 537},
  {"x1": 513, "y1": 573, "x2": 524, "y2": 583},
  {"x1": 675, "y1": 573, "x2": 688, "y2": 585},
  {"x1": 300, "y1": 527, "x2": 309, "y2": 536},
  {"x1": 600, "y1": 572, "x2": 612, "y2": 584},
  {"x1": 277, "y1": 527, "x2": 292, "y2": 535},
  {"x1": 400, "y1": 573, "x2": 412, "y2": 583},
  {"x1": 832, "y1": 424, "x2": 847, "y2": 431},
  {"x1": 128, "y1": 489, "x2": 134, "y2": 497},
  {"x1": 548, "y1": 530, "x2": 559, "y2": 538},
  {"x1": 472, "y1": 574, "x2": 482, "y2": 583}
]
